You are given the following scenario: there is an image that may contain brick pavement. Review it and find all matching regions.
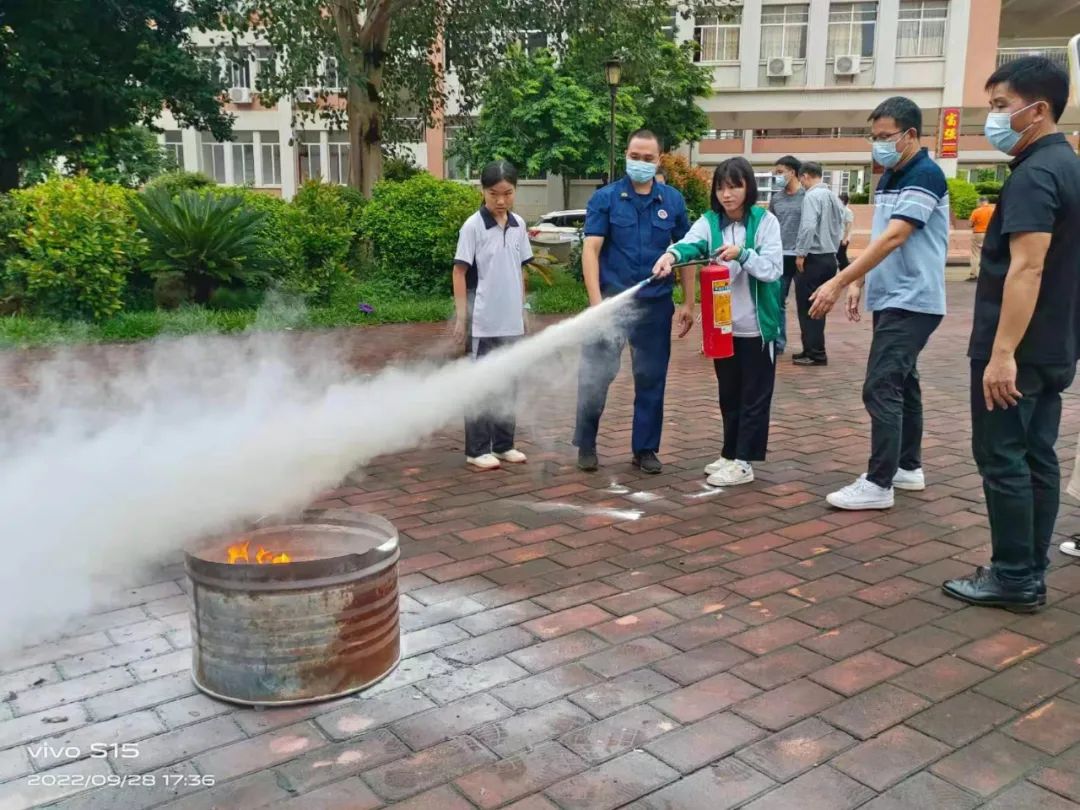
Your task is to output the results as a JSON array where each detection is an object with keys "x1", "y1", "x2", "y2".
[{"x1": 3, "y1": 281, "x2": 1080, "y2": 809}]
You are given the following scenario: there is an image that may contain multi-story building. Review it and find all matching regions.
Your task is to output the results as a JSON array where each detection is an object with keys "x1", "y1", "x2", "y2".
[
  {"x1": 685, "y1": 0, "x2": 1080, "y2": 198},
  {"x1": 157, "y1": 0, "x2": 1079, "y2": 214}
]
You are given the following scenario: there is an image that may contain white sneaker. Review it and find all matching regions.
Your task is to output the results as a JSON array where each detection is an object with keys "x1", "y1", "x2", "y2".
[
  {"x1": 892, "y1": 467, "x2": 926, "y2": 491},
  {"x1": 1060, "y1": 540, "x2": 1080, "y2": 558},
  {"x1": 494, "y1": 449, "x2": 527, "y2": 464},
  {"x1": 827, "y1": 475, "x2": 895, "y2": 510},
  {"x1": 704, "y1": 456, "x2": 734, "y2": 476},
  {"x1": 467, "y1": 453, "x2": 501, "y2": 470},
  {"x1": 707, "y1": 460, "x2": 754, "y2": 487}
]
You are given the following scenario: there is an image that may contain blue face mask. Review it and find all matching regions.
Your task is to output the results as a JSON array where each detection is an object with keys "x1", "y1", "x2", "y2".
[
  {"x1": 872, "y1": 139, "x2": 902, "y2": 168},
  {"x1": 771, "y1": 174, "x2": 788, "y2": 191},
  {"x1": 625, "y1": 159, "x2": 657, "y2": 184},
  {"x1": 984, "y1": 102, "x2": 1038, "y2": 155}
]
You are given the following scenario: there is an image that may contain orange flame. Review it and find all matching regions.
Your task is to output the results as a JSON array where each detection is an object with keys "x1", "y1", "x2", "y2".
[{"x1": 226, "y1": 538, "x2": 290, "y2": 565}]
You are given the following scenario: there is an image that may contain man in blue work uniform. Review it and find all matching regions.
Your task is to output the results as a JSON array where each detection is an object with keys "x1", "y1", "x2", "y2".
[{"x1": 573, "y1": 129, "x2": 694, "y2": 474}]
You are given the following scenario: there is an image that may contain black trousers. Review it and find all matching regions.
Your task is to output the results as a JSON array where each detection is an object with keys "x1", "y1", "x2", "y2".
[
  {"x1": 863, "y1": 309, "x2": 942, "y2": 488},
  {"x1": 837, "y1": 241, "x2": 850, "y2": 270},
  {"x1": 714, "y1": 337, "x2": 777, "y2": 461},
  {"x1": 776, "y1": 256, "x2": 798, "y2": 353},
  {"x1": 465, "y1": 335, "x2": 520, "y2": 457},
  {"x1": 795, "y1": 253, "x2": 838, "y2": 361},
  {"x1": 971, "y1": 359, "x2": 1076, "y2": 588}
]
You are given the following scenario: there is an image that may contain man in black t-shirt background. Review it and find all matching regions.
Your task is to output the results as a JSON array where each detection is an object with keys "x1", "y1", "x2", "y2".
[{"x1": 943, "y1": 57, "x2": 1080, "y2": 613}]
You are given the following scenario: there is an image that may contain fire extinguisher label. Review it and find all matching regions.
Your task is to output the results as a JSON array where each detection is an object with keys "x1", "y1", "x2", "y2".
[{"x1": 711, "y1": 280, "x2": 731, "y2": 329}]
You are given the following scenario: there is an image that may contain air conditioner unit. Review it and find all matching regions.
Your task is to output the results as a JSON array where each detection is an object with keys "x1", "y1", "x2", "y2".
[
  {"x1": 767, "y1": 57, "x2": 793, "y2": 78},
  {"x1": 293, "y1": 87, "x2": 317, "y2": 104},
  {"x1": 228, "y1": 87, "x2": 252, "y2": 104},
  {"x1": 834, "y1": 55, "x2": 861, "y2": 76}
]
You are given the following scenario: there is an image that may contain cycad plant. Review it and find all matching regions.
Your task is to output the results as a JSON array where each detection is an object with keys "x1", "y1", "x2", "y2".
[{"x1": 132, "y1": 189, "x2": 269, "y2": 304}]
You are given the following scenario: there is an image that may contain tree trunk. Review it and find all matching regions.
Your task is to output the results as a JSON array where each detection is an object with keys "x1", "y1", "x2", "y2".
[
  {"x1": 332, "y1": 1, "x2": 393, "y2": 197},
  {"x1": 0, "y1": 158, "x2": 19, "y2": 193},
  {"x1": 347, "y1": 93, "x2": 382, "y2": 197},
  {"x1": 562, "y1": 175, "x2": 571, "y2": 209}
]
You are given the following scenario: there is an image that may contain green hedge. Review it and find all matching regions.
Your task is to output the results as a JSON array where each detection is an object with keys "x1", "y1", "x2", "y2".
[
  {"x1": 3, "y1": 177, "x2": 147, "y2": 321},
  {"x1": 947, "y1": 177, "x2": 979, "y2": 220},
  {"x1": 359, "y1": 173, "x2": 481, "y2": 295},
  {"x1": 974, "y1": 180, "x2": 1002, "y2": 204}
]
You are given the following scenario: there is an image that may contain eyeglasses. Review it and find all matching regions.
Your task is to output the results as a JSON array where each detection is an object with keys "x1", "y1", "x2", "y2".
[{"x1": 866, "y1": 131, "x2": 904, "y2": 144}]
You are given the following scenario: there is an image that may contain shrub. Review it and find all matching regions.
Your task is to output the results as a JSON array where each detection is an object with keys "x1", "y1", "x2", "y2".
[
  {"x1": 3, "y1": 177, "x2": 145, "y2": 321},
  {"x1": 131, "y1": 189, "x2": 270, "y2": 304},
  {"x1": 947, "y1": 177, "x2": 979, "y2": 220},
  {"x1": 974, "y1": 180, "x2": 1003, "y2": 204},
  {"x1": 143, "y1": 171, "x2": 217, "y2": 197},
  {"x1": 285, "y1": 182, "x2": 366, "y2": 302},
  {"x1": 848, "y1": 191, "x2": 870, "y2": 204},
  {"x1": 659, "y1": 153, "x2": 711, "y2": 220},
  {"x1": 359, "y1": 173, "x2": 481, "y2": 295},
  {"x1": 382, "y1": 155, "x2": 423, "y2": 183}
]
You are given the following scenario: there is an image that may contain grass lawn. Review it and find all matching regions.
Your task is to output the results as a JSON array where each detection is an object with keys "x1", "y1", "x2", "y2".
[{"x1": 0, "y1": 271, "x2": 592, "y2": 349}]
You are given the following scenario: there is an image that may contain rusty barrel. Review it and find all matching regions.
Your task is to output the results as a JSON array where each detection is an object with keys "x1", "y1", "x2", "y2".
[{"x1": 184, "y1": 514, "x2": 400, "y2": 706}]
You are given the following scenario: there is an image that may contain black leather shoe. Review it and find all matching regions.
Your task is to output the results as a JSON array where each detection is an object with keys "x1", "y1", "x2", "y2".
[
  {"x1": 793, "y1": 356, "x2": 827, "y2": 366},
  {"x1": 577, "y1": 449, "x2": 599, "y2": 473},
  {"x1": 942, "y1": 566, "x2": 1039, "y2": 613},
  {"x1": 633, "y1": 451, "x2": 663, "y2": 475},
  {"x1": 1037, "y1": 576, "x2": 1047, "y2": 607}
]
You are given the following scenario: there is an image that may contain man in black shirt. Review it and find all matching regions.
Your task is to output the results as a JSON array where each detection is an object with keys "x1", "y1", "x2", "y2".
[{"x1": 944, "y1": 57, "x2": 1080, "y2": 612}]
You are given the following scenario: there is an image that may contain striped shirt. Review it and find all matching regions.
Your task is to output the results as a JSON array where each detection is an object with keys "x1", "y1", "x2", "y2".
[{"x1": 864, "y1": 148, "x2": 949, "y2": 316}]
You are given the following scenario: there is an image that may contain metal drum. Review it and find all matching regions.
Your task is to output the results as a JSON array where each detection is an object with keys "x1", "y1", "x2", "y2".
[{"x1": 185, "y1": 514, "x2": 400, "y2": 706}]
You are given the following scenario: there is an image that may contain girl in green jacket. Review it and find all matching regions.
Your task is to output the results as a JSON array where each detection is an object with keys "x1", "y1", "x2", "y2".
[{"x1": 653, "y1": 157, "x2": 784, "y2": 487}]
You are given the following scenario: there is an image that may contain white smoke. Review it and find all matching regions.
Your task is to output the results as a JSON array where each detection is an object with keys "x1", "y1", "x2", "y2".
[{"x1": 0, "y1": 285, "x2": 646, "y2": 653}]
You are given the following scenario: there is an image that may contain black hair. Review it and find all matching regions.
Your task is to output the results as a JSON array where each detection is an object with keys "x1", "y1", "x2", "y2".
[
  {"x1": 839, "y1": 192, "x2": 850, "y2": 205},
  {"x1": 710, "y1": 157, "x2": 758, "y2": 217},
  {"x1": 774, "y1": 155, "x2": 801, "y2": 174},
  {"x1": 480, "y1": 159, "x2": 518, "y2": 188},
  {"x1": 799, "y1": 161, "x2": 823, "y2": 179},
  {"x1": 869, "y1": 96, "x2": 923, "y2": 137},
  {"x1": 627, "y1": 129, "x2": 662, "y2": 150},
  {"x1": 985, "y1": 56, "x2": 1069, "y2": 123}
]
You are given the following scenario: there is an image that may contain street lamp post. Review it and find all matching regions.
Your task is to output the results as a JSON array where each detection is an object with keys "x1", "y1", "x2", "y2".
[{"x1": 604, "y1": 57, "x2": 622, "y2": 184}]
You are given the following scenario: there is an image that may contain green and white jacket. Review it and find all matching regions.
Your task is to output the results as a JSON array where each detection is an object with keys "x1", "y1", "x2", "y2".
[{"x1": 667, "y1": 206, "x2": 785, "y2": 344}]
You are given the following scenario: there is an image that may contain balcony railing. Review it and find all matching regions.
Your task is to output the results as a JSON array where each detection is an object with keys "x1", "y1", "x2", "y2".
[{"x1": 996, "y1": 47, "x2": 1068, "y2": 71}]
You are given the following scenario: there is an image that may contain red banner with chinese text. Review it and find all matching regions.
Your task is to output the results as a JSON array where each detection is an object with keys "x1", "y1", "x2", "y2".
[{"x1": 940, "y1": 108, "x2": 960, "y2": 159}]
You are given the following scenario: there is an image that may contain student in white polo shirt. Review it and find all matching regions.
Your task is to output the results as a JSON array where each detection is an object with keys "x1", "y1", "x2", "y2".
[{"x1": 451, "y1": 160, "x2": 533, "y2": 471}]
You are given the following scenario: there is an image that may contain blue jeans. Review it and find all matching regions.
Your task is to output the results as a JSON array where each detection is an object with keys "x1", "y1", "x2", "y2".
[{"x1": 574, "y1": 296, "x2": 674, "y2": 455}]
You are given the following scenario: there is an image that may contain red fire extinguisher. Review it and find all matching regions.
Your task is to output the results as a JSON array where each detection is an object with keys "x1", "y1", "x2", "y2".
[{"x1": 700, "y1": 260, "x2": 734, "y2": 359}]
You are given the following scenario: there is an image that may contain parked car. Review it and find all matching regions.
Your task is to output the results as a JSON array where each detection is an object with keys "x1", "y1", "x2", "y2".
[{"x1": 528, "y1": 209, "x2": 586, "y2": 261}]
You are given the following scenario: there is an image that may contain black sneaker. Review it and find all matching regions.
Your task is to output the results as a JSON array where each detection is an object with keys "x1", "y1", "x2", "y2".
[
  {"x1": 1037, "y1": 575, "x2": 1047, "y2": 607},
  {"x1": 793, "y1": 356, "x2": 827, "y2": 366},
  {"x1": 791, "y1": 351, "x2": 807, "y2": 361},
  {"x1": 577, "y1": 449, "x2": 599, "y2": 472},
  {"x1": 632, "y1": 451, "x2": 663, "y2": 475},
  {"x1": 942, "y1": 566, "x2": 1039, "y2": 613}
]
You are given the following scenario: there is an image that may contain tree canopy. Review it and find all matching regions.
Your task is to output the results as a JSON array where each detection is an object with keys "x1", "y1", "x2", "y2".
[
  {"x1": 0, "y1": 0, "x2": 231, "y2": 191},
  {"x1": 219, "y1": 0, "x2": 726, "y2": 194}
]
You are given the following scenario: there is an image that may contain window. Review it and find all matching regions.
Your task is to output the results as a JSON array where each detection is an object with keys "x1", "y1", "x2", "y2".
[
  {"x1": 254, "y1": 47, "x2": 275, "y2": 86},
  {"x1": 328, "y1": 135, "x2": 350, "y2": 185},
  {"x1": 162, "y1": 132, "x2": 183, "y2": 170},
  {"x1": 660, "y1": 10, "x2": 678, "y2": 41},
  {"x1": 201, "y1": 139, "x2": 227, "y2": 183},
  {"x1": 223, "y1": 54, "x2": 251, "y2": 89},
  {"x1": 828, "y1": 3, "x2": 877, "y2": 58},
  {"x1": 322, "y1": 56, "x2": 342, "y2": 90},
  {"x1": 760, "y1": 5, "x2": 809, "y2": 60},
  {"x1": 523, "y1": 31, "x2": 548, "y2": 54},
  {"x1": 897, "y1": 0, "x2": 947, "y2": 58},
  {"x1": 299, "y1": 137, "x2": 322, "y2": 183},
  {"x1": 260, "y1": 132, "x2": 281, "y2": 186},
  {"x1": 694, "y1": 9, "x2": 742, "y2": 63},
  {"x1": 755, "y1": 172, "x2": 777, "y2": 204},
  {"x1": 231, "y1": 135, "x2": 255, "y2": 185},
  {"x1": 444, "y1": 124, "x2": 473, "y2": 180}
]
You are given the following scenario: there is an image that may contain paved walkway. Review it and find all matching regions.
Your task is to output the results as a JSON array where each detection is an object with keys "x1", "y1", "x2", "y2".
[{"x1": 3, "y1": 281, "x2": 1080, "y2": 810}]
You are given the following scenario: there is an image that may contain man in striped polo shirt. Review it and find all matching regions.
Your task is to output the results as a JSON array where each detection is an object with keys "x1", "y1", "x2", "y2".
[{"x1": 808, "y1": 96, "x2": 949, "y2": 511}]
